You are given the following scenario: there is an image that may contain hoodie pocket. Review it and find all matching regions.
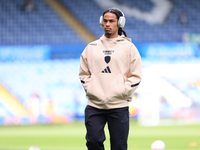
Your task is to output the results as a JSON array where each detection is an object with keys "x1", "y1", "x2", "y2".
[{"x1": 86, "y1": 73, "x2": 125, "y2": 102}]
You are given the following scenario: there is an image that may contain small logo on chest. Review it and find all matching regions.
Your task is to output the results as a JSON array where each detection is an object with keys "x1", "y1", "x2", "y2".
[{"x1": 103, "y1": 50, "x2": 114, "y2": 55}]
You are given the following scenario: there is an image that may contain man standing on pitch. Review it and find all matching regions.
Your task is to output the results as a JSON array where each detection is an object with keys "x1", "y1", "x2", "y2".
[{"x1": 79, "y1": 8, "x2": 142, "y2": 150}]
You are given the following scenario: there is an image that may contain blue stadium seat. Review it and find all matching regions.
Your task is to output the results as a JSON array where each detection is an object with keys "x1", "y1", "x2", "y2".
[
  {"x1": 0, "y1": 0, "x2": 85, "y2": 45},
  {"x1": 0, "y1": 60, "x2": 81, "y2": 109}
]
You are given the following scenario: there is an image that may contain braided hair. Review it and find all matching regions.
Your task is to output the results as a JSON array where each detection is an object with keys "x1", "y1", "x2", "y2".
[{"x1": 102, "y1": 8, "x2": 127, "y2": 37}]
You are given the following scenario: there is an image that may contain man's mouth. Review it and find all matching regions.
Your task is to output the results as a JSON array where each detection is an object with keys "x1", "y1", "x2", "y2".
[{"x1": 105, "y1": 28, "x2": 111, "y2": 31}]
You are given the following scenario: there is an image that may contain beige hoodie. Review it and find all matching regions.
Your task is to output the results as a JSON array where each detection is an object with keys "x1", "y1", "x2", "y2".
[{"x1": 79, "y1": 34, "x2": 142, "y2": 109}]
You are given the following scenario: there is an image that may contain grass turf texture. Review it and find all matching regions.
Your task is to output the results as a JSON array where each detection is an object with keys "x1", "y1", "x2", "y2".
[{"x1": 0, "y1": 120, "x2": 199, "y2": 150}]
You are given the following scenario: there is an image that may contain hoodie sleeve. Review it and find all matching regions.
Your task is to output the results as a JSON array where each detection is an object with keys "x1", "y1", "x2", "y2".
[
  {"x1": 79, "y1": 46, "x2": 91, "y2": 92},
  {"x1": 124, "y1": 44, "x2": 142, "y2": 101}
]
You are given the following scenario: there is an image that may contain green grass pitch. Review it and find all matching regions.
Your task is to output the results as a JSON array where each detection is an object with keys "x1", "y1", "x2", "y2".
[{"x1": 0, "y1": 120, "x2": 199, "y2": 150}]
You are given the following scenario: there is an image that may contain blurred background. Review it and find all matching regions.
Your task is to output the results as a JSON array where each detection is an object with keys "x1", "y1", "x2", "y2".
[{"x1": 0, "y1": 0, "x2": 200, "y2": 126}]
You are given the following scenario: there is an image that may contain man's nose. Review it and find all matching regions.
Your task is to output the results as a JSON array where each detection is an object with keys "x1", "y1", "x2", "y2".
[{"x1": 106, "y1": 21, "x2": 110, "y2": 26}]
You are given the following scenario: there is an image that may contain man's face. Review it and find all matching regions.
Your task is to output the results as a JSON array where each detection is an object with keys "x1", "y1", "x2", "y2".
[{"x1": 103, "y1": 12, "x2": 119, "y2": 38}]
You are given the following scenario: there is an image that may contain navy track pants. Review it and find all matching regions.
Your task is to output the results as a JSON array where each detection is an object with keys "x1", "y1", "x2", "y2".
[{"x1": 85, "y1": 105, "x2": 129, "y2": 150}]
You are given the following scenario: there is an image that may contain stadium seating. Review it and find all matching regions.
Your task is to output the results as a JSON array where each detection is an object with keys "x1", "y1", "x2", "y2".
[
  {"x1": 0, "y1": 0, "x2": 85, "y2": 46},
  {"x1": 0, "y1": 60, "x2": 83, "y2": 109},
  {"x1": 60, "y1": 0, "x2": 200, "y2": 43},
  {"x1": 0, "y1": 0, "x2": 200, "y2": 45},
  {"x1": 0, "y1": 0, "x2": 200, "y2": 124}
]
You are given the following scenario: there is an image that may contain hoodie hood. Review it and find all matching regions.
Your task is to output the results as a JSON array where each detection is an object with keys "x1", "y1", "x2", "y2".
[{"x1": 100, "y1": 34, "x2": 132, "y2": 43}]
